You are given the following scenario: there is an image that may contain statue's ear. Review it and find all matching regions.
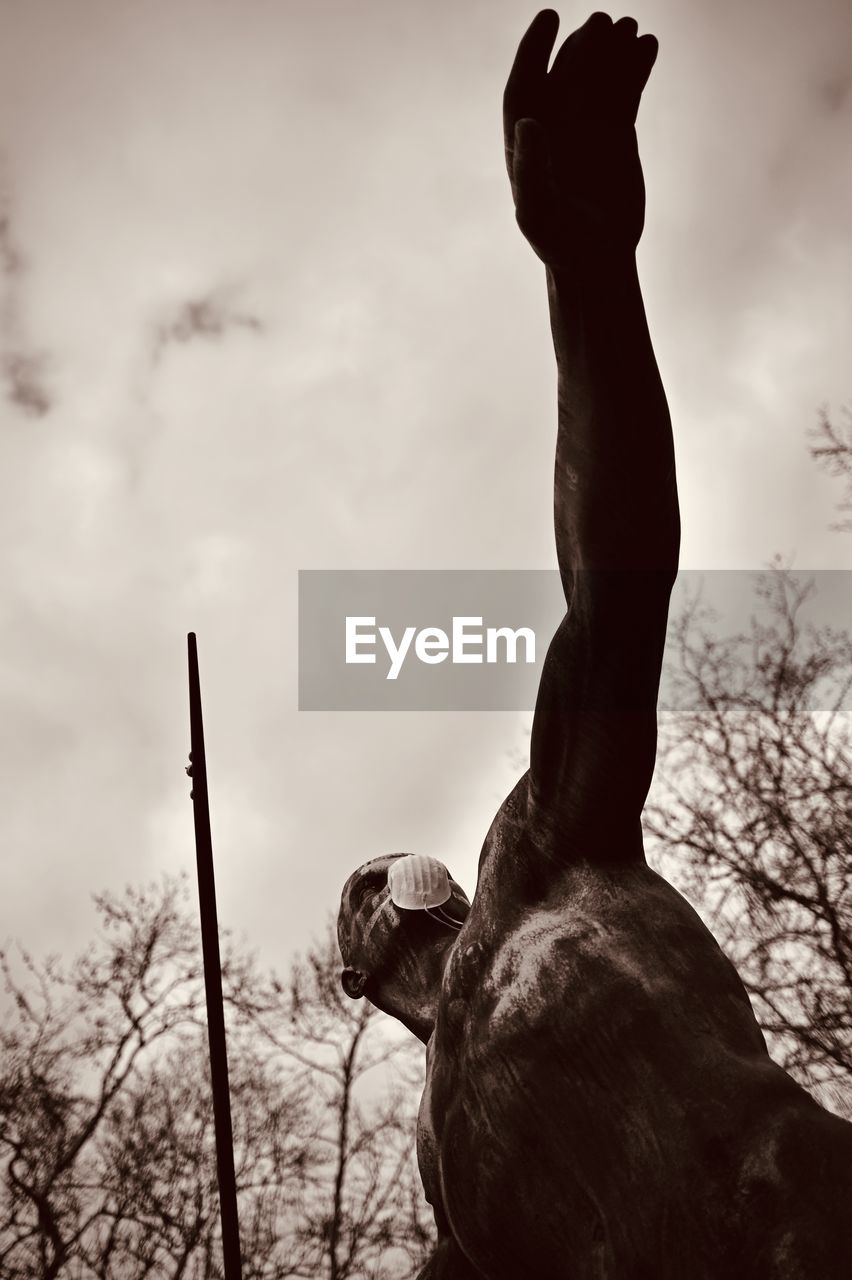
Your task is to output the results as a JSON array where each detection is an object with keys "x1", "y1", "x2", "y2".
[{"x1": 341, "y1": 968, "x2": 367, "y2": 1000}]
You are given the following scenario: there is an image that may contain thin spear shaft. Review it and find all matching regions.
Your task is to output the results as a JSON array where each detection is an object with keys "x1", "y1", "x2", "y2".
[{"x1": 187, "y1": 632, "x2": 242, "y2": 1280}]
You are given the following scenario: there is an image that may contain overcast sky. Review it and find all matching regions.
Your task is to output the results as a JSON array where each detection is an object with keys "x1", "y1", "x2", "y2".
[{"x1": 0, "y1": 0, "x2": 850, "y2": 974}]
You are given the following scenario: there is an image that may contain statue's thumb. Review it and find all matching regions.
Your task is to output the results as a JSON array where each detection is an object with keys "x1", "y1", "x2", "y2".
[
  {"x1": 513, "y1": 119, "x2": 554, "y2": 234},
  {"x1": 514, "y1": 118, "x2": 548, "y2": 174}
]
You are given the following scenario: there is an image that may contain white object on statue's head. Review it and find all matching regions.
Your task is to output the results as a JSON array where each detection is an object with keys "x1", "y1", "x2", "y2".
[{"x1": 388, "y1": 854, "x2": 453, "y2": 910}]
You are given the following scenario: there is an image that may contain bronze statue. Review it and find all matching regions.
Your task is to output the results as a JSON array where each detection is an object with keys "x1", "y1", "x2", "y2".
[{"x1": 337, "y1": 12, "x2": 852, "y2": 1277}]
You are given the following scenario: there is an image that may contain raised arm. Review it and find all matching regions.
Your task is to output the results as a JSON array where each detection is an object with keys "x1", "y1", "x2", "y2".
[{"x1": 504, "y1": 12, "x2": 680, "y2": 858}]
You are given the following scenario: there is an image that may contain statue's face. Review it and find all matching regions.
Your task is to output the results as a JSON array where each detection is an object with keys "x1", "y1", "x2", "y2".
[
  {"x1": 338, "y1": 854, "x2": 471, "y2": 1001},
  {"x1": 338, "y1": 854, "x2": 405, "y2": 982}
]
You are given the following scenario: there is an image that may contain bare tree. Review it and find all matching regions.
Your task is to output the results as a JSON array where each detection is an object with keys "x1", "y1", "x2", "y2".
[
  {"x1": 646, "y1": 567, "x2": 852, "y2": 1115},
  {"x1": 809, "y1": 403, "x2": 852, "y2": 530},
  {"x1": 0, "y1": 883, "x2": 432, "y2": 1279},
  {"x1": 76, "y1": 1035, "x2": 315, "y2": 1280},
  {"x1": 243, "y1": 926, "x2": 434, "y2": 1280},
  {"x1": 0, "y1": 880, "x2": 206, "y2": 1278}
]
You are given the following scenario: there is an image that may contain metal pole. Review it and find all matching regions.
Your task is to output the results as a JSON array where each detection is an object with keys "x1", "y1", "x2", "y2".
[{"x1": 187, "y1": 632, "x2": 243, "y2": 1280}]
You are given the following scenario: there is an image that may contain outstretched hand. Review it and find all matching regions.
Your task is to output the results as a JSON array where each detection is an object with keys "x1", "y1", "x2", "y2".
[{"x1": 504, "y1": 10, "x2": 658, "y2": 267}]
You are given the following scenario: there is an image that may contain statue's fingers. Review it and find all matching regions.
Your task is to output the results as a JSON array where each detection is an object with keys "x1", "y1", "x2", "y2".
[
  {"x1": 623, "y1": 32, "x2": 658, "y2": 121},
  {"x1": 634, "y1": 33, "x2": 659, "y2": 93},
  {"x1": 612, "y1": 16, "x2": 639, "y2": 41},
  {"x1": 549, "y1": 11, "x2": 613, "y2": 82},
  {"x1": 503, "y1": 9, "x2": 560, "y2": 150},
  {"x1": 606, "y1": 18, "x2": 647, "y2": 117}
]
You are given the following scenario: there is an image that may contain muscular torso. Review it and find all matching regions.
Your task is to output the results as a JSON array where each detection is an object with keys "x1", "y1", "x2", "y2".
[{"x1": 417, "y1": 776, "x2": 852, "y2": 1280}]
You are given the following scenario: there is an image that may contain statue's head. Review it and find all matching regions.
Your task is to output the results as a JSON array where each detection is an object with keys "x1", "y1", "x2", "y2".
[{"x1": 337, "y1": 853, "x2": 471, "y2": 1042}]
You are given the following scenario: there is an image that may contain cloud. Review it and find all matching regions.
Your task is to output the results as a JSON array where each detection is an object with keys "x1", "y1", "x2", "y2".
[
  {"x1": 0, "y1": 0, "x2": 849, "y2": 976},
  {"x1": 2, "y1": 350, "x2": 51, "y2": 417},
  {"x1": 0, "y1": 207, "x2": 22, "y2": 278},
  {"x1": 0, "y1": 177, "x2": 52, "y2": 418},
  {"x1": 817, "y1": 68, "x2": 852, "y2": 113},
  {"x1": 150, "y1": 291, "x2": 264, "y2": 365}
]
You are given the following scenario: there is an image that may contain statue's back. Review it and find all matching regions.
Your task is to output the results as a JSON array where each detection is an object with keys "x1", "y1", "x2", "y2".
[{"x1": 419, "y1": 795, "x2": 852, "y2": 1278}]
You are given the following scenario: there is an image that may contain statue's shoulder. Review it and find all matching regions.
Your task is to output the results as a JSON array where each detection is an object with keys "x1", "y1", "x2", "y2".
[
  {"x1": 434, "y1": 864, "x2": 627, "y2": 1041},
  {"x1": 475, "y1": 772, "x2": 648, "y2": 918}
]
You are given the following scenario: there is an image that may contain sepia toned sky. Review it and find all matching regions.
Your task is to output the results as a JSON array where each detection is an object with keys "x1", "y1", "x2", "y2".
[{"x1": 0, "y1": 0, "x2": 850, "y2": 973}]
